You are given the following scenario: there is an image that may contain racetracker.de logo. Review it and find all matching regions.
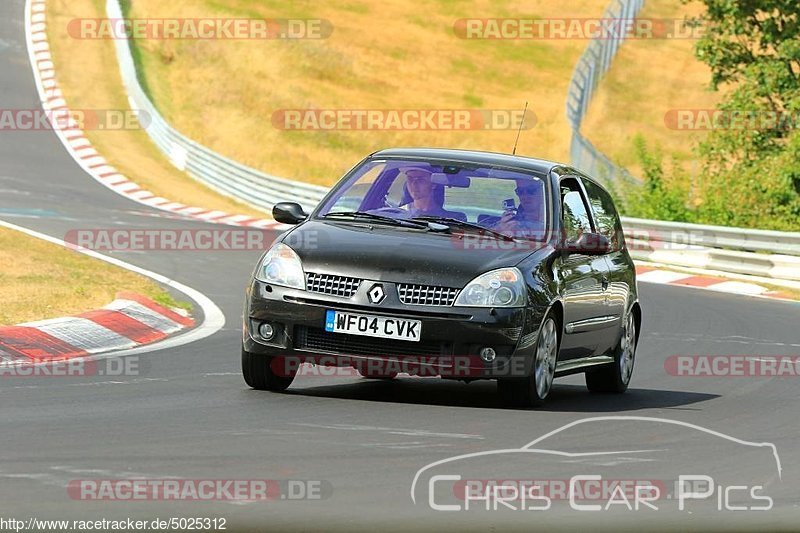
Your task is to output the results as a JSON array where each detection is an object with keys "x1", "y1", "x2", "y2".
[
  {"x1": 0, "y1": 109, "x2": 149, "y2": 131},
  {"x1": 0, "y1": 356, "x2": 143, "y2": 378},
  {"x1": 67, "y1": 479, "x2": 332, "y2": 501},
  {"x1": 271, "y1": 109, "x2": 537, "y2": 131},
  {"x1": 664, "y1": 109, "x2": 800, "y2": 131},
  {"x1": 453, "y1": 18, "x2": 703, "y2": 40},
  {"x1": 271, "y1": 355, "x2": 497, "y2": 379},
  {"x1": 68, "y1": 18, "x2": 333, "y2": 40},
  {"x1": 454, "y1": 478, "x2": 666, "y2": 503},
  {"x1": 64, "y1": 228, "x2": 290, "y2": 252},
  {"x1": 665, "y1": 355, "x2": 800, "y2": 377}
]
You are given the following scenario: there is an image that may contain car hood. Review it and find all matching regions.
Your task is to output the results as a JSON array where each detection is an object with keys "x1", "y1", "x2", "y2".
[{"x1": 282, "y1": 220, "x2": 542, "y2": 287}]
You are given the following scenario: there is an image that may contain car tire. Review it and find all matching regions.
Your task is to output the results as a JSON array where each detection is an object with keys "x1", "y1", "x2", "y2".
[
  {"x1": 498, "y1": 314, "x2": 559, "y2": 407},
  {"x1": 585, "y1": 310, "x2": 637, "y2": 393},
  {"x1": 241, "y1": 347, "x2": 295, "y2": 391}
]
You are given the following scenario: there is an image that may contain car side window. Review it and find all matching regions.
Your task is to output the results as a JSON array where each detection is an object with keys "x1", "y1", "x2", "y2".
[
  {"x1": 560, "y1": 179, "x2": 593, "y2": 242},
  {"x1": 581, "y1": 178, "x2": 625, "y2": 251}
]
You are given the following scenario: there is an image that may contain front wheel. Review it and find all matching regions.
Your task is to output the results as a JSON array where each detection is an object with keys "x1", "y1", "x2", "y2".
[
  {"x1": 498, "y1": 314, "x2": 558, "y2": 407},
  {"x1": 585, "y1": 311, "x2": 637, "y2": 393},
  {"x1": 241, "y1": 348, "x2": 295, "y2": 391}
]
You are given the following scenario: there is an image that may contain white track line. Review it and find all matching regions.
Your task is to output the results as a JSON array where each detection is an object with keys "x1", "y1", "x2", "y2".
[
  {"x1": 23, "y1": 0, "x2": 277, "y2": 229},
  {"x1": 0, "y1": 219, "x2": 225, "y2": 363}
]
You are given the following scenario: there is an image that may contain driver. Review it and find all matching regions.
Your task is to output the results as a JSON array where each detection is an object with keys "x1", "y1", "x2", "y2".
[{"x1": 400, "y1": 167, "x2": 463, "y2": 220}]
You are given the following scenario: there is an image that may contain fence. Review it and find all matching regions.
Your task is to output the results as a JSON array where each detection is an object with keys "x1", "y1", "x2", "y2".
[{"x1": 565, "y1": 0, "x2": 645, "y2": 186}]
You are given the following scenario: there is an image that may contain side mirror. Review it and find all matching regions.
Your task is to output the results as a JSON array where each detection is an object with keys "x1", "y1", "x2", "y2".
[
  {"x1": 273, "y1": 202, "x2": 308, "y2": 225},
  {"x1": 561, "y1": 232, "x2": 610, "y2": 255}
]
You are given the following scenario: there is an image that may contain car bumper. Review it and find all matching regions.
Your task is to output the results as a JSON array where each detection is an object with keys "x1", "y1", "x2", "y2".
[{"x1": 243, "y1": 279, "x2": 547, "y2": 379}]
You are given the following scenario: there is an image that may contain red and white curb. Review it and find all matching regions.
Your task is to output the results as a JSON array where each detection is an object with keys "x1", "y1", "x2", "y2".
[
  {"x1": 0, "y1": 291, "x2": 194, "y2": 364},
  {"x1": 635, "y1": 266, "x2": 795, "y2": 301},
  {"x1": 25, "y1": 0, "x2": 279, "y2": 229}
]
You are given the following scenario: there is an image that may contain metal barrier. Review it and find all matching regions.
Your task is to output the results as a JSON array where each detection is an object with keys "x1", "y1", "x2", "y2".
[
  {"x1": 107, "y1": 0, "x2": 328, "y2": 213},
  {"x1": 621, "y1": 217, "x2": 800, "y2": 256},
  {"x1": 565, "y1": 0, "x2": 644, "y2": 186},
  {"x1": 622, "y1": 217, "x2": 800, "y2": 281}
]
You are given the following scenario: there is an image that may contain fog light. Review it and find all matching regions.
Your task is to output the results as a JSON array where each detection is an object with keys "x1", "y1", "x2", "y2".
[
  {"x1": 479, "y1": 347, "x2": 497, "y2": 363},
  {"x1": 259, "y1": 322, "x2": 275, "y2": 340}
]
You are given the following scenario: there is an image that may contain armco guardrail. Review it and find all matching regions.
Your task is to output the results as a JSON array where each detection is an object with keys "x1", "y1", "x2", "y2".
[
  {"x1": 566, "y1": 0, "x2": 644, "y2": 186},
  {"x1": 106, "y1": 0, "x2": 328, "y2": 214},
  {"x1": 106, "y1": 0, "x2": 799, "y2": 282},
  {"x1": 621, "y1": 217, "x2": 800, "y2": 256},
  {"x1": 622, "y1": 217, "x2": 800, "y2": 281}
]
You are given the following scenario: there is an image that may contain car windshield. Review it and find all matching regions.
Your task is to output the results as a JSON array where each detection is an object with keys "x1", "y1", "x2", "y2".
[{"x1": 316, "y1": 159, "x2": 548, "y2": 240}]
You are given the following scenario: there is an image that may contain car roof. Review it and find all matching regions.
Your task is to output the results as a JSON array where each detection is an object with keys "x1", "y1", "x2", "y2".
[{"x1": 370, "y1": 148, "x2": 562, "y2": 175}]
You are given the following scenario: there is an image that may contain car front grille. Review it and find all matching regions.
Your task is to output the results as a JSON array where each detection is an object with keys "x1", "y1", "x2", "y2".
[
  {"x1": 397, "y1": 283, "x2": 460, "y2": 306},
  {"x1": 294, "y1": 326, "x2": 450, "y2": 358},
  {"x1": 305, "y1": 272, "x2": 361, "y2": 298}
]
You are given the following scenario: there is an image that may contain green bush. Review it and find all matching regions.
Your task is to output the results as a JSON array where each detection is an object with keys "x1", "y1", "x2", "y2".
[
  {"x1": 616, "y1": 0, "x2": 800, "y2": 231},
  {"x1": 617, "y1": 136, "x2": 693, "y2": 223}
]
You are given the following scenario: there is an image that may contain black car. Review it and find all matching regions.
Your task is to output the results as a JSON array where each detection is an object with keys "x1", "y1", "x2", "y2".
[{"x1": 242, "y1": 148, "x2": 640, "y2": 406}]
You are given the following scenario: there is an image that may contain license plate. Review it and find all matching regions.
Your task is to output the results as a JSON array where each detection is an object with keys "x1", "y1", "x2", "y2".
[{"x1": 324, "y1": 310, "x2": 422, "y2": 342}]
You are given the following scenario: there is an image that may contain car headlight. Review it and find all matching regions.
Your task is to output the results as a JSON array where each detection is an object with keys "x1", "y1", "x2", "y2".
[
  {"x1": 454, "y1": 267, "x2": 526, "y2": 307},
  {"x1": 254, "y1": 242, "x2": 305, "y2": 289}
]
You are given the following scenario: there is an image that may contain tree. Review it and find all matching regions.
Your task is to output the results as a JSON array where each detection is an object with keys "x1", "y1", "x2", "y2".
[{"x1": 691, "y1": 0, "x2": 800, "y2": 229}]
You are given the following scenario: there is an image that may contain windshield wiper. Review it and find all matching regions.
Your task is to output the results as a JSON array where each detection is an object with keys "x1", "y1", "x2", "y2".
[
  {"x1": 323, "y1": 211, "x2": 430, "y2": 228},
  {"x1": 410, "y1": 216, "x2": 517, "y2": 241}
]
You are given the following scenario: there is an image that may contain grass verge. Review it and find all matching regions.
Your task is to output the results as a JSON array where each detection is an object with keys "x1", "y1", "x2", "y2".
[{"x1": 0, "y1": 227, "x2": 189, "y2": 326}]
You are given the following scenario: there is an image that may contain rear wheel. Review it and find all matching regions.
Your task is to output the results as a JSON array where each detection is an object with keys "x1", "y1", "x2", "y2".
[
  {"x1": 498, "y1": 314, "x2": 558, "y2": 407},
  {"x1": 585, "y1": 311, "x2": 636, "y2": 393},
  {"x1": 241, "y1": 348, "x2": 295, "y2": 391}
]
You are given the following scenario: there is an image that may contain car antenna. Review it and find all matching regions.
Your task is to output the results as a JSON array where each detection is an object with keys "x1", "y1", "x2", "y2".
[{"x1": 511, "y1": 101, "x2": 528, "y2": 156}]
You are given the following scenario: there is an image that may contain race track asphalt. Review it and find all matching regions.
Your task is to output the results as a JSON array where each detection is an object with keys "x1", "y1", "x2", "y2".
[{"x1": 1, "y1": 1, "x2": 799, "y2": 530}]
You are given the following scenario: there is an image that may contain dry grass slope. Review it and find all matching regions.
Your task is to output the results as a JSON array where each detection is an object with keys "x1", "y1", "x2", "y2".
[
  {"x1": 48, "y1": 0, "x2": 720, "y2": 197},
  {"x1": 118, "y1": 0, "x2": 611, "y2": 186},
  {"x1": 0, "y1": 227, "x2": 183, "y2": 325},
  {"x1": 581, "y1": 0, "x2": 722, "y2": 179}
]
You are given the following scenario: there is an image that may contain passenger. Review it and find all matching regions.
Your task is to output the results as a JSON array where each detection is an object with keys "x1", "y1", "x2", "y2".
[{"x1": 493, "y1": 178, "x2": 546, "y2": 238}]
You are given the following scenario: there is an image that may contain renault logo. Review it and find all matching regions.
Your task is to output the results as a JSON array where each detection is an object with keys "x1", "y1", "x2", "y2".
[{"x1": 368, "y1": 284, "x2": 386, "y2": 304}]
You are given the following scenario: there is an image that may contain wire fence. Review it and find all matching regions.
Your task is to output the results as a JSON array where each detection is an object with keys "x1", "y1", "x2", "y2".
[{"x1": 565, "y1": 0, "x2": 645, "y2": 186}]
